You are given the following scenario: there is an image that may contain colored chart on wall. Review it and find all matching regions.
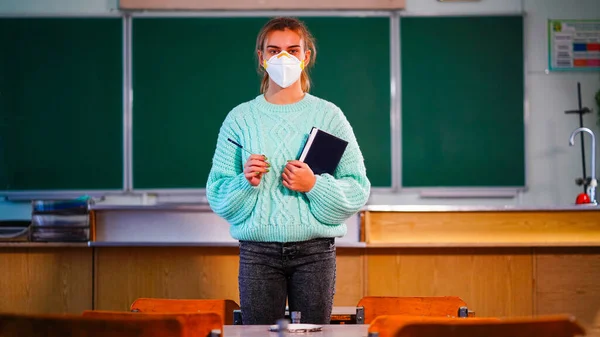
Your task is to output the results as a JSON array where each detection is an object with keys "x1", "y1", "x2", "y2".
[{"x1": 548, "y1": 19, "x2": 600, "y2": 71}]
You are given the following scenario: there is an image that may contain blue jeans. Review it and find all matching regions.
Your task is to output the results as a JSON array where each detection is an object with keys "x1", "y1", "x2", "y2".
[{"x1": 238, "y1": 238, "x2": 336, "y2": 325}]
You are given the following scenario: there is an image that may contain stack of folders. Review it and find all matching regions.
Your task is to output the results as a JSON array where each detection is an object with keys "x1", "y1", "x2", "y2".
[{"x1": 30, "y1": 198, "x2": 92, "y2": 242}]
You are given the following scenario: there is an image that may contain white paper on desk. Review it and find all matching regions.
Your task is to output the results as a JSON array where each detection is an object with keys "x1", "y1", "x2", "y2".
[{"x1": 269, "y1": 324, "x2": 322, "y2": 333}]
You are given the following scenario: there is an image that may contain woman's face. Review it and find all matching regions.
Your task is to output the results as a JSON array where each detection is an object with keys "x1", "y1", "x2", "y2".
[{"x1": 259, "y1": 28, "x2": 311, "y2": 66}]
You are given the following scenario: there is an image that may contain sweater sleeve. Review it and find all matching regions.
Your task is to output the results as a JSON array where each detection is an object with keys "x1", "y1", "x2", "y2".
[
  {"x1": 206, "y1": 111, "x2": 260, "y2": 226},
  {"x1": 304, "y1": 107, "x2": 371, "y2": 225}
]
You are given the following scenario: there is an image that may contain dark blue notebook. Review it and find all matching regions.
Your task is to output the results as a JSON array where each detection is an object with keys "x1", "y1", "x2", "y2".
[{"x1": 298, "y1": 127, "x2": 348, "y2": 175}]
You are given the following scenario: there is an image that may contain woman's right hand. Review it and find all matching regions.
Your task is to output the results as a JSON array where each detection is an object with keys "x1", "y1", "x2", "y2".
[{"x1": 244, "y1": 154, "x2": 269, "y2": 186}]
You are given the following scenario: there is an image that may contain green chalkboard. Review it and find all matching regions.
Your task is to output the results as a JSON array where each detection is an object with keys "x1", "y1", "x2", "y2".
[
  {"x1": 0, "y1": 18, "x2": 123, "y2": 191},
  {"x1": 302, "y1": 18, "x2": 391, "y2": 188},
  {"x1": 401, "y1": 16, "x2": 525, "y2": 188},
  {"x1": 132, "y1": 17, "x2": 391, "y2": 189}
]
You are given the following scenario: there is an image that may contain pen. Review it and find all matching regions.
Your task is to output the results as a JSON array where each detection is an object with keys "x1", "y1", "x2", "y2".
[{"x1": 227, "y1": 138, "x2": 254, "y2": 155}]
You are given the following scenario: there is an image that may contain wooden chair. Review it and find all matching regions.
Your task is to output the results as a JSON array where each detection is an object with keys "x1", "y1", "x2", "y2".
[
  {"x1": 591, "y1": 308, "x2": 600, "y2": 337},
  {"x1": 82, "y1": 310, "x2": 222, "y2": 337},
  {"x1": 369, "y1": 315, "x2": 501, "y2": 337},
  {"x1": 0, "y1": 312, "x2": 185, "y2": 337},
  {"x1": 357, "y1": 296, "x2": 468, "y2": 324},
  {"x1": 392, "y1": 315, "x2": 586, "y2": 337},
  {"x1": 129, "y1": 298, "x2": 239, "y2": 325}
]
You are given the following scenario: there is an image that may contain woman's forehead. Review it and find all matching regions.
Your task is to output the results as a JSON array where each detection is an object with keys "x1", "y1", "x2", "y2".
[{"x1": 265, "y1": 29, "x2": 304, "y2": 48}]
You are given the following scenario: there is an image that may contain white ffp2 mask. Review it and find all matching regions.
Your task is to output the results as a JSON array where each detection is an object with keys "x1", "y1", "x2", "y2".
[{"x1": 262, "y1": 51, "x2": 305, "y2": 89}]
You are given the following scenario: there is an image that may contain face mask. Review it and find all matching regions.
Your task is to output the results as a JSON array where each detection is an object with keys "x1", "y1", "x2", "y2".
[{"x1": 262, "y1": 51, "x2": 305, "y2": 89}]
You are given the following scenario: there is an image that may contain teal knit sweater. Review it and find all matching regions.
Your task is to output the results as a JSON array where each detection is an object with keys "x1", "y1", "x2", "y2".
[{"x1": 206, "y1": 93, "x2": 371, "y2": 242}]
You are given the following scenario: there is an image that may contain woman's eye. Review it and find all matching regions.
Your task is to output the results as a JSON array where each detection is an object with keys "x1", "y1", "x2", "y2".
[{"x1": 289, "y1": 50, "x2": 298, "y2": 54}]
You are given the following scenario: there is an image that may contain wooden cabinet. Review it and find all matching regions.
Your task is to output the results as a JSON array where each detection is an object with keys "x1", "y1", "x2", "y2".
[
  {"x1": 361, "y1": 209, "x2": 600, "y2": 327},
  {"x1": 1, "y1": 208, "x2": 599, "y2": 328},
  {"x1": 0, "y1": 244, "x2": 92, "y2": 314}
]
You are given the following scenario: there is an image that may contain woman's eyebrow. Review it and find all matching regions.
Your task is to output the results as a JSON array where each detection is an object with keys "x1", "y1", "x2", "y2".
[{"x1": 266, "y1": 45, "x2": 301, "y2": 49}]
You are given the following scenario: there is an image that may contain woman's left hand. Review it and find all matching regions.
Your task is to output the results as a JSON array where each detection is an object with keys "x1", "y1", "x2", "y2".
[{"x1": 282, "y1": 160, "x2": 316, "y2": 192}]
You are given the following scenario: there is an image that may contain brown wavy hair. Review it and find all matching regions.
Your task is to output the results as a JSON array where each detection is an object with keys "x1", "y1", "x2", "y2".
[{"x1": 256, "y1": 17, "x2": 317, "y2": 93}]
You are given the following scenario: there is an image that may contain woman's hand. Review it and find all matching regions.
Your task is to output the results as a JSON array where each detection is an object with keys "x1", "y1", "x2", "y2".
[
  {"x1": 244, "y1": 154, "x2": 269, "y2": 186},
  {"x1": 282, "y1": 160, "x2": 316, "y2": 192}
]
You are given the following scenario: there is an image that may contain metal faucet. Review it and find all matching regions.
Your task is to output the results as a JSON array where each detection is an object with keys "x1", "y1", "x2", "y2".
[{"x1": 569, "y1": 127, "x2": 597, "y2": 205}]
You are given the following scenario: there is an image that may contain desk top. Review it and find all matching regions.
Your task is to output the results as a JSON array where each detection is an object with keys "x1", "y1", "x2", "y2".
[
  {"x1": 90, "y1": 203, "x2": 600, "y2": 212},
  {"x1": 223, "y1": 324, "x2": 368, "y2": 337}
]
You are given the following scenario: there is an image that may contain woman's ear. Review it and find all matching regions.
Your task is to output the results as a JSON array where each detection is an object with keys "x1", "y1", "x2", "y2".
[
  {"x1": 257, "y1": 50, "x2": 264, "y2": 67},
  {"x1": 304, "y1": 49, "x2": 311, "y2": 66}
]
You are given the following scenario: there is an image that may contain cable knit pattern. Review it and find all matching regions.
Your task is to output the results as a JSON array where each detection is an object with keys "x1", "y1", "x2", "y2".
[{"x1": 206, "y1": 93, "x2": 371, "y2": 243}]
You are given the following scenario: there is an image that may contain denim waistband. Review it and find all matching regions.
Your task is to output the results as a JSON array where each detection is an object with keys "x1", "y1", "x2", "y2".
[{"x1": 239, "y1": 237, "x2": 334, "y2": 247}]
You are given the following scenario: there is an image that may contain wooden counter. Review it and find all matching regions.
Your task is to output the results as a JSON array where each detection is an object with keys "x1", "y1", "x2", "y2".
[
  {"x1": 362, "y1": 209, "x2": 600, "y2": 247},
  {"x1": 0, "y1": 245, "x2": 92, "y2": 314},
  {"x1": 92, "y1": 246, "x2": 365, "y2": 310},
  {"x1": 1, "y1": 205, "x2": 599, "y2": 328},
  {"x1": 360, "y1": 207, "x2": 600, "y2": 327}
]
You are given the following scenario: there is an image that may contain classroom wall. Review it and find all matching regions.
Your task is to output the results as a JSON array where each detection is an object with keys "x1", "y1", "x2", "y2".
[
  {"x1": 1, "y1": 0, "x2": 599, "y2": 219},
  {"x1": 377, "y1": 0, "x2": 600, "y2": 206},
  {"x1": 0, "y1": 0, "x2": 118, "y2": 14},
  {"x1": 403, "y1": 0, "x2": 522, "y2": 15},
  {"x1": 369, "y1": 0, "x2": 600, "y2": 207},
  {"x1": 523, "y1": 0, "x2": 600, "y2": 206}
]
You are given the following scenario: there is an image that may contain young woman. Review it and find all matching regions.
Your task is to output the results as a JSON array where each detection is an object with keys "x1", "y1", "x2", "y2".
[{"x1": 206, "y1": 17, "x2": 370, "y2": 325}]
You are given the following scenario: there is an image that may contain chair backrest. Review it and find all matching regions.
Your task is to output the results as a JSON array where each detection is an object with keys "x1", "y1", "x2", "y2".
[
  {"x1": 357, "y1": 296, "x2": 468, "y2": 324},
  {"x1": 591, "y1": 308, "x2": 600, "y2": 337},
  {"x1": 82, "y1": 310, "x2": 222, "y2": 337},
  {"x1": 369, "y1": 315, "x2": 501, "y2": 337},
  {"x1": 0, "y1": 312, "x2": 185, "y2": 337},
  {"x1": 392, "y1": 315, "x2": 586, "y2": 337},
  {"x1": 129, "y1": 298, "x2": 239, "y2": 325}
]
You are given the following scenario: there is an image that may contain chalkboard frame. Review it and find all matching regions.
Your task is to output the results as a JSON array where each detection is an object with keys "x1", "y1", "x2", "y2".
[
  {"x1": 398, "y1": 14, "x2": 526, "y2": 197},
  {"x1": 128, "y1": 11, "x2": 395, "y2": 194}
]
